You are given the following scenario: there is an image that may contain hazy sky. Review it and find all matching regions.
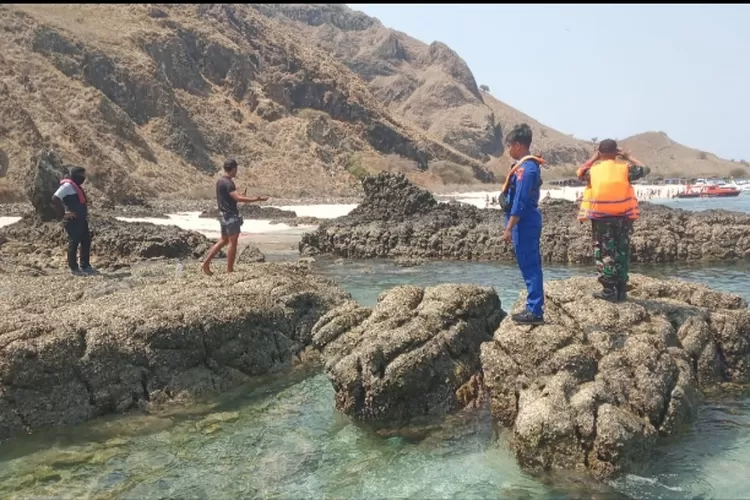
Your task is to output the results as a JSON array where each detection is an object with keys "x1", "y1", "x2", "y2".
[{"x1": 349, "y1": 4, "x2": 750, "y2": 161}]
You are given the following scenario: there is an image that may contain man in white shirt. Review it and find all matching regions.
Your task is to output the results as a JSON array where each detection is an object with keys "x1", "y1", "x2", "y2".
[{"x1": 51, "y1": 167, "x2": 95, "y2": 275}]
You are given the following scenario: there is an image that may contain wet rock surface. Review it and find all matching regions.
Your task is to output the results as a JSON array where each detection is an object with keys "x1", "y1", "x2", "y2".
[
  {"x1": 300, "y1": 172, "x2": 750, "y2": 263},
  {"x1": 0, "y1": 214, "x2": 215, "y2": 270},
  {"x1": 480, "y1": 274, "x2": 750, "y2": 479},
  {"x1": 0, "y1": 262, "x2": 350, "y2": 440},
  {"x1": 311, "y1": 284, "x2": 505, "y2": 424}
]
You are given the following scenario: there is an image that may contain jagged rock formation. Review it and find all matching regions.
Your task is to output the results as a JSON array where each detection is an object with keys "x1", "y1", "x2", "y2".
[
  {"x1": 480, "y1": 274, "x2": 750, "y2": 479},
  {"x1": 311, "y1": 284, "x2": 505, "y2": 423},
  {"x1": 23, "y1": 148, "x2": 69, "y2": 221},
  {"x1": 300, "y1": 172, "x2": 750, "y2": 263},
  {"x1": 0, "y1": 262, "x2": 350, "y2": 440}
]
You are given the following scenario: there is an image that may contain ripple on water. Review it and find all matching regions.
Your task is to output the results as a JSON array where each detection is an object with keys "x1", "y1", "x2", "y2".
[{"x1": 1, "y1": 259, "x2": 750, "y2": 498}]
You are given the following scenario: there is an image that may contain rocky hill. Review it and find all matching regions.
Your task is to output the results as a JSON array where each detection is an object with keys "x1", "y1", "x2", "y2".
[
  {"x1": 0, "y1": 4, "x2": 743, "y2": 204},
  {"x1": 0, "y1": 3, "x2": 491, "y2": 203},
  {"x1": 620, "y1": 131, "x2": 747, "y2": 179},
  {"x1": 254, "y1": 4, "x2": 746, "y2": 181}
]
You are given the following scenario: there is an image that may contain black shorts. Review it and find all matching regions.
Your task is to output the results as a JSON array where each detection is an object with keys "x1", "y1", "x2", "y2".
[{"x1": 219, "y1": 214, "x2": 243, "y2": 237}]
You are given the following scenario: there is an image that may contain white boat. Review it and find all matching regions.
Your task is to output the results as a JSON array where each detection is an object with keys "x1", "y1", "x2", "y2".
[{"x1": 723, "y1": 181, "x2": 750, "y2": 192}]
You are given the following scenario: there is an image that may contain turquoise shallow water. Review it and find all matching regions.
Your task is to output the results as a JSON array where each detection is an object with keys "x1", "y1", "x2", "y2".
[
  {"x1": 652, "y1": 191, "x2": 750, "y2": 213},
  {"x1": 2, "y1": 196, "x2": 750, "y2": 499},
  {"x1": 1, "y1": 259, "x2": 749, "y2": 499}
]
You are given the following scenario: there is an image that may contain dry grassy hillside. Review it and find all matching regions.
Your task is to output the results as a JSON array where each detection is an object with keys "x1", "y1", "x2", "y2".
[
  {"x1": 253, "y1": 4, "x2": 594, "y2": 170},
  {"x1": 251, "y1": 4, "x2": 498, "y2": 160},
  {"x1": 255, "y1": 4, "x2": 744, "y2": 182},
  {"x1": 620, "y1": 132, "x2": 748, "y2": 179},
  {"x1": 0, "y1": 3, "x2": 492, "y2": 203},
  {"x1": 480, "y1": 93, "x2": 593, "y2": 178},
  {"x1": 0, "y1": 4, "x2": 742, "y2": 204}
]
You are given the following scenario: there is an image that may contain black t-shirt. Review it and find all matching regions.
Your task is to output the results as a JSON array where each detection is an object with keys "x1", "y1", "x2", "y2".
[{"x1": 216, "y1": 176, "x2": 238, "y2": 218}]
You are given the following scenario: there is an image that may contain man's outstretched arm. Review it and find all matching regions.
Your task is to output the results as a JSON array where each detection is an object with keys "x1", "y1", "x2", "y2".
[{"x1": 230, "y1": 191, "x2": 268, "y2": 204}]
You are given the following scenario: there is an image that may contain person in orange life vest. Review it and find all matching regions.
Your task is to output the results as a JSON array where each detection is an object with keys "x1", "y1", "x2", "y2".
[
  {"x1": 51, "y1": 166, "x2": 96, "y2": 276},
  {"x1": 500, "y1": 124, "x2": 546, "y2": 325},
  {"x1": 577, "y1": 139, "x2": 650, "y2": 302}
]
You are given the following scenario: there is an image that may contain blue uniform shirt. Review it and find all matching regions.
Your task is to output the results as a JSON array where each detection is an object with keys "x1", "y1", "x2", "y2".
[{"x1": 504, "y1": 158, "x2": 542, "y2": 226}]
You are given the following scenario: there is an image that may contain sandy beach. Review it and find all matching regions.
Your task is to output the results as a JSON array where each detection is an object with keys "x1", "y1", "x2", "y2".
[{"x1": 442, "y1": 184, "x2": 686, "y2": 209}]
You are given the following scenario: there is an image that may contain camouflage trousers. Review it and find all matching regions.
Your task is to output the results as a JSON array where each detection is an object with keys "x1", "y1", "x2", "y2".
[{"x1": 591, "y1": 219, "x2": 633, "y2": 290}]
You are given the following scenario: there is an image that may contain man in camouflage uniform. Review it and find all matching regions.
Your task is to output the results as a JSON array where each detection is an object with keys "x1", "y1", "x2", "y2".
[{"x1": 578, "y1": 139, "x2": 650, "y2": 301}]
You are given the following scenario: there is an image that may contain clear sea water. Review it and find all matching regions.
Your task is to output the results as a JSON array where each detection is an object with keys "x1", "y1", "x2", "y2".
[{"x1": 2, "y1": 197, "x2": 750, "y2": 499}]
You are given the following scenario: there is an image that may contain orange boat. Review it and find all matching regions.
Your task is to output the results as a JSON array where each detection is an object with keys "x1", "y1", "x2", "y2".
[{"x1": 676, "y1": 184, "x2": 741, "y2": 199}]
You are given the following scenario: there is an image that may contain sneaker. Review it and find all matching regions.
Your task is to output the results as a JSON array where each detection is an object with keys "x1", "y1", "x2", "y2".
[
  {"x1": 81, "y1": 266, "x2": 99, "y2": 275},
  {"x1": 70, "y1": 269, "x2": 85, "y2": 277},
  {"x1": 593, "y1": 288, "x2": 619, "y2": 302},
  {"x1": 511, "y1": 310, "x2": 545, "y2": 325}
]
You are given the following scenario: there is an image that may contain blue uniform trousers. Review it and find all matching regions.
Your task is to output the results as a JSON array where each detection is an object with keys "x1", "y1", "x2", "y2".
[{"x1": 512, "y1": 222, "x2": 544, "y2": 316}]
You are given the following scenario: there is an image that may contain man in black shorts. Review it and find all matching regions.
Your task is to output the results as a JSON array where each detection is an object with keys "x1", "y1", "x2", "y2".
[{"x1": 201, "y1": 159, "x2": 268, "y2": 276}]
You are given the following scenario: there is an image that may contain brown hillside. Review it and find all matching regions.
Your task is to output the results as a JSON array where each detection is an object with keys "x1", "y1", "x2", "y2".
[
  {"x1": 256, "y1": 4, "x2": 744, "y2": 181},
  {"x1": 252, "y1": 4, "x2": 593, "y2": 169},
  {"x1": 620, "y1": 132, "x2": 748, "y2": 179},
  {"x1": 0, "y1": 3, "x2": 492, "y2": 203}
]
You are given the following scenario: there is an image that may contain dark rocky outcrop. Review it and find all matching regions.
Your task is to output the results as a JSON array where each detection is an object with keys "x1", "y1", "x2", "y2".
[
  {"x1": 311, "y1": 284, "x2": 505, "y2": 424},
  {"x1": 300, "y1": 172, "x2": 750, "y2": 263},
  {"x1": 24, "y1": 149, "x2": 69, "y2": 222},
  {"x1": 0, "y1": 263, "x2": 350, "y2": 441},
  {"x1": 0, "y1": 215, "x2": 214, "y2": 270},
  {"x1": 199, "y1": 204, "x2": 298, "y2": 220},
  {"x1": 238, "y1": 244, "x2": 266, "y2": 263},
  {"x1": 199, "y1": 204, "x2": 321, "y2": 228},
  {"x1": 480, "y1": 274, "x2": 750, "y2": 479}
]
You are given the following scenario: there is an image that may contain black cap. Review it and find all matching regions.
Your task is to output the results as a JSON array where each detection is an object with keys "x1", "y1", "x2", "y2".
[{"x1": 598, "y1": 139, "x2": 618, "y2": 154}]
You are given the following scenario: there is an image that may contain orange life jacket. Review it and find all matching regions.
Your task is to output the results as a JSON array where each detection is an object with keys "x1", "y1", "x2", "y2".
[
  {"x1": 577, "y1": 159, "x2": 639, "y2": 221},
  {"x1": 500, "y1": 155, "x2": 546, "y2": 196},
  {"x1": 499, "y1": 155, "x2": 546, "y2": 213}
]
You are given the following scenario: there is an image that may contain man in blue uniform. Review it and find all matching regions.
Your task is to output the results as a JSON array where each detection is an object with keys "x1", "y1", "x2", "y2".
[{"x1": 500, "y1": 124, "x2": 545, "y2": 324}]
